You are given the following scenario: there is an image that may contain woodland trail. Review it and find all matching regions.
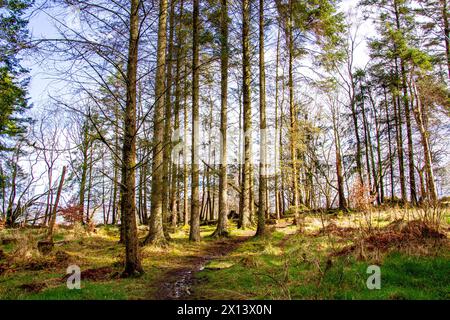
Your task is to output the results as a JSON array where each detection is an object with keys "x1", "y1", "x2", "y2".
[
  {"x1": 152, "y1": 220, "x2": 297, "y2": 300},
  {"x1": 275, "y1": 219, "x2": 297, "y2": 250},
  {"x1": 152, "y1": 235, "x2": 252, "y2": 300}
]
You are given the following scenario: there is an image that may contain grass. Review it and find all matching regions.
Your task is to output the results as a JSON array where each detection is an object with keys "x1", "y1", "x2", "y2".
[
  {"x1": 194, "y1": 238, "x2": 449, "y2": 299},
  {"x1": 0, "y1": 221, "x2": 253, "y2": 300},
  {"x1": 0, "y1": 208, "x2": 449, "y2": 300},
  {"x1": 193, "y1": 210, "x2": 450, "y2": 300},
  {"x1": 0, "y1": 225, "x2": 160, "y2": 299}
]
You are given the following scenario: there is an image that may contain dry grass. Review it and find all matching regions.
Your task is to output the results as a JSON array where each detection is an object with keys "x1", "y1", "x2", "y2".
[{"x1": 316, "y1": 206, "x2": 450, "y2": 262}]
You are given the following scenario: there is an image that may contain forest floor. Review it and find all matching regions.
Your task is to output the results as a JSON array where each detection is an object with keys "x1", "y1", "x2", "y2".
[{"x1": 0, "y1": 207, "x2": 449, "y2": 300}]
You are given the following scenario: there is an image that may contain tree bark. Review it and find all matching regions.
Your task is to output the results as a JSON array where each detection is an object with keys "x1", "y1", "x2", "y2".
[
  {"x1": 212, "y1": 0, "x2": 229, "y2": 238},
  {"x1": 393, "y1": 1, "x2": 418, "y2": 205},
  {"x1": 411, "y1": 77, "x2": 438, "y2": 202},
  {"x1": 163, "y1": 0, "x2": 177, "y2": 236},
  {"x1": 183, "y1": 63, "x2": 189, "y2": 226},
  {"x1": 170, "y1": 0, "x2": 185, "y2": 230},
  {"x1": 79, "y1": 121, "x2": 89, "y2": 225},
  {"x1": 239, "y1": 0, "x2": 252, "y2": 230},
  {"x1": 47, "y1": 166, "x2": 66, "y2": 241},
  {"x1": 120, "y1": 0, "x2": 143, "y2": 276},
  {"x1": 256, "y1": 0, "x2": 267, "y2": 236},
  {"x1": 144, "y1": 0, "x2": 168, "y2": 246},
  {"x1": 274, "y1": 25, "x2": 281, "y2": 220},
  {"x1": 332, "y1": 107, "x2": 347, "y2": 211},
  {"x1": 190, "y1": 0, "x2": 201, "y2": 242},
  {"x1": 383, "y1": 86, "x2": 395, "y2": 200},
  {"x1": 392, "y1": 75, "x2": 407, "y2": 203},
  {"x1": 288, "y1": 0, "x2": 300, "y2": 227}
]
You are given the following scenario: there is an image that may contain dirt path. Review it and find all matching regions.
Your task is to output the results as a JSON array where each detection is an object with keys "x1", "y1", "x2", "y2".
[
  {"x1": 153, "y1": 235, "x2": 251, "y2": 300},
  {"x1": 275, "y1": 219, "x2": 297, "y2": 249}
]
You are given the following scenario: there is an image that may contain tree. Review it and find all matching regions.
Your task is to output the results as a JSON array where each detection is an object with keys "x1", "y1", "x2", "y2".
[
  {"x1": 276, "y1": 0, "x2": 344, "y2": 223},
  {"x1": 362, "y1": 0, "x2": 441, "y2": 205},
  {"x1": 120, "y1": 0, "x2": 143, "y2": 276},
  {"x1": 190, "y1": 0, "x2": 201, "y2": 242},
  {"x1": 0, "y1": 0, "x2": 32, "y2": 152},
  {"x1": 163, "y1": 0, "x2": 177, "y2": 236},
  {"x1": 212, "y1": 0, "x2": 229, "y2": 238},
  {"x1": 144, "y1": 0, "x2": 169, "y2": 246},
  {"x1": 238, "y1": 0, "x2": 252, "y2": 230},
  {"x1": 256, "y1": 0, "x2": 267, "y2": 236},
  {"x1": 417, "y1": 0, "x2": 450, "y2": 81},
  {"x1": 47, "y1": 166, "x2": 67, "y2": 240},
  {"x1": 170, "y1": 0, "x2": 186, "y2": 230}
]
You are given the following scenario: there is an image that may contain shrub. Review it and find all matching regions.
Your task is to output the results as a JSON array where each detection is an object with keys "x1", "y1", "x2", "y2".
[{"x1": 59, "y1": 203, "x2": 83, "y2": 226}]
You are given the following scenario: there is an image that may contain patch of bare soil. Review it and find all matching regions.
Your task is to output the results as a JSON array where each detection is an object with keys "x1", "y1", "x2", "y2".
[
  {"x1": 13, "y1": 266, "x2": 115, "y2": 297},
  {"x1": 16, "y1": 250, "x2": 73, "y2": 271},
  {"x1": 61, "y1": 266, "x2": 114, "y2": 282},
  {"x1": 18, "y1": 282, "x2": 47, "y2": 293},
  {"x1": 153, "y1": 236, "x2": 250, "y2": 300},
  {"x1": 18, "y1": 277, "x2": 68, "y2": 294},
  {"x1": 333, "y1": 220, "x2": 447, "y2": 257},
  {"x1": 22, "y1": 259, "x2": 57, "y2": 271},
  {"x1": 81, "y1": 266, "x2": 114, "y2": 281}
]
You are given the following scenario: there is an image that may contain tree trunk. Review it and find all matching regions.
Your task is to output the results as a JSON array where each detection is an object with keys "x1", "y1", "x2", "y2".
[
  {"x1": 79, "y1": 122, "x2": 89, "y2": 225},
  {"x1": 440, "y1": 0, "x2": 450, "y2": 80},
  {"x1": 402, "y1": 63, "x2": 418, "y2": 205},
  {"x1": 144, "y1": 0, "x2": 168, "y2": 246},
  {"x1": 120, "y1": 0, "x2": 143, "y2": 276},
  {"x1": 349, "y1": 76, "x2": 363, "y2": 185},
  {"x1": 112, "y1": 104, "x2": 120, "y2": 225},
  {"x1": 384, "y1": 87, "x2": 395, "y2": 200},
  {"x1": 274, "y1": 25, "x2": 281, "y2": 220},
  {"x1": 47, "y1": 166, "x2": 66, "y2": 241},
  {"x1": 332, "y1": 108, "x2": 347, "y2": 211},
  {"x1": 5, "y1": 147, "x2": 19, "y2": 227},
  {"x1": 373, "y1": 101, "x2": 384, "y2": 203},
  {"x1": 86, "y1": 143, "x2": 94, "y2": 224},
  {"x1": 393, "y1": 2, "x2": 417, "y2": 205},
  {"x1": 239, "y1": 0, "x2": 252, "y2": 230},
  {"x1": 392, "y1": 82, "x2": 407, "y2": 203},
  {"x1": 212, "y1": 0, "x2": 229, "y2": 237},
  {"x1": 170, "y1": 0, "x2": 185, "y2": 231},
  {"x1": 183, "y1": 63, "x2": 189, "y2": 226},
  {"x1": 256, "y1": 0, "x2": 267, "y2": 236},
  {"x1": 288, "y1": 0, "x2": 300, "y2": 227},
  {"x1": 163, "y1": 0, "x2": 176, "y2": 237},
  {"x1": 189, "y1": 0, "x2": 201, "y2": 242},
  {"x1": 411, "y1": 77, "x2": 438, "y2": 202}
]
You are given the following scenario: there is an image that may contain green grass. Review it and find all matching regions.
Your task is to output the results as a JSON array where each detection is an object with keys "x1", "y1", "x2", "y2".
[
  {"x1": 0, "y1": 222, "x2": 253, "y2": 300},
  {"x1": 1, "y1": 209, "x2": 449, "y2": 300},
  {"x1": 194, "y1": 218, "x2": 450, "y2": 300},
  {"x1": 0, "y1": 225, "x2": 163, "y2": 299}
]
